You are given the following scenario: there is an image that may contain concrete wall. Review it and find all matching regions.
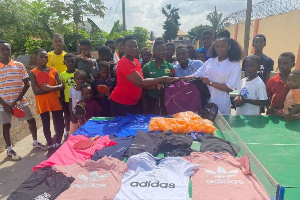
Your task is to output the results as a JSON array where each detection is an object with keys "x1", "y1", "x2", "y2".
[{"x1": 226, "y1": 10, "x2": 300, "y2": 70}]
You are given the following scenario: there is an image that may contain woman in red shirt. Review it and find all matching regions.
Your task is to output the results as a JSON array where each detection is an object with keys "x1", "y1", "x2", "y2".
[{"x1": 110, "y1": 36, "x2": 175, "y2": 116}]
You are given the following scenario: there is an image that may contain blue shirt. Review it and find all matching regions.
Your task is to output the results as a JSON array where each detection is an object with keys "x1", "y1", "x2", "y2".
[
  {"x1": 195, "y1": 47, "x2": 210, "y2": 59},
  {"x1": 174, "y1": 59, "x2": 203, "y2": 77}
]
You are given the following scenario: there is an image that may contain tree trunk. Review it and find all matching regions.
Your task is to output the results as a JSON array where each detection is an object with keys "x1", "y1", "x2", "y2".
[{"x1": 75, "y1": 22, "x2": 80, "y2": 53}]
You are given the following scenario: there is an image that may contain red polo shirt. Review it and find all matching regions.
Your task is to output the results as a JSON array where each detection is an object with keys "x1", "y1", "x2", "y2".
[
  {"x1": 110, "y1": 57, "x2": 143, "y2": 105},
  {"x1": 266, "y1": 73, "x2": 290, "y2": 109}
]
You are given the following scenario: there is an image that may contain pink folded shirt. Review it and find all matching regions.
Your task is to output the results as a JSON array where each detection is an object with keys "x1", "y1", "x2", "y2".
[
  {"x1": 33, "y1": 135, "x2": 117, "y2": 171},
  {"x1": 53, "y1": 157, "x2": 127, "y2": 200},
  {"x1": 186, "y1": 152, "x2": 269, "y2": 200}
]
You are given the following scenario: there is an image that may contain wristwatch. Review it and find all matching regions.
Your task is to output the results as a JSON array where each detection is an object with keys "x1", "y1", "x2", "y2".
[{"x1": 209, "y1": 81, "x2": 213, "y2": 86}]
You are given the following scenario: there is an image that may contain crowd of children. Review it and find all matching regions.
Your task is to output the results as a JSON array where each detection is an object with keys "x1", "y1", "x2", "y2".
[{"x1": 0, "y1": 28, "x2": 299, "y2": 161}]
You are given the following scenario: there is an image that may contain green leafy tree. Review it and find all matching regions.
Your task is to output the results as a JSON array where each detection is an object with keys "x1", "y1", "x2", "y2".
[
  {"x1": 162, "y1": 4, "x2": 180, "y2": 41},
  {"x1": 206, "y1": 7, "x2": 228, "y2": 38},
  {"x1": 187, "y1": 25, "x2": 212, "y2": 41},
  {"x1": 47, "y1": 0, "x2": 106, "y2": 51},
  {"x1": 132, "y1": 27, "x2": 150, "y2": 49},
  {"x1": 0, "y1": 0, "x2": 54, "y2": 56}
]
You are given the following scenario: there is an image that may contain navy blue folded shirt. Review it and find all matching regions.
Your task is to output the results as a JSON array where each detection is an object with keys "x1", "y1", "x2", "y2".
[{"x1": 92, "y1": 135, "x2": 134, "y2": 161}]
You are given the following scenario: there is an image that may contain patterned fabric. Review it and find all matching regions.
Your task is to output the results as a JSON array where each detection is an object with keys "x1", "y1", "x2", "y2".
[{"x1": 0, "y1": 59, "x2": 28, "y2": 111}]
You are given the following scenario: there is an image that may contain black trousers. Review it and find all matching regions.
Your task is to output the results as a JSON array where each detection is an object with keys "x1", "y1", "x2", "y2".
[
  {"x1": 40, "y1": 110, "x2": 64, "y2": 145},
  {"x1": 110, "y1": 99, "x2": 140, "y2": 117}
]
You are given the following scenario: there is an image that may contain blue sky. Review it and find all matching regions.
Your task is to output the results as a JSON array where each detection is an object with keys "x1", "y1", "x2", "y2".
[{"x1": 85, "y1": 0, "x2": 262, "y2": 37}]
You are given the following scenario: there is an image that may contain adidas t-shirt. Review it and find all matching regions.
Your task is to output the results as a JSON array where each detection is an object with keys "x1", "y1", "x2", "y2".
[
  {"x1": 114, "y1": 152, "x2": 199, "y2": 200},
  {"x1": 187, "y1": 152, "x2": 269, "y2": 200},
  {"x1": 53, "y1": 157, "x2": 127, "y2": 200}
]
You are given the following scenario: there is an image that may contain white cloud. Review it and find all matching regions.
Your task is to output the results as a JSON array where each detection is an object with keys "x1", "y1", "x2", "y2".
[{"x1": 85, "y1": 0, "x2": 262, "y2": 37}]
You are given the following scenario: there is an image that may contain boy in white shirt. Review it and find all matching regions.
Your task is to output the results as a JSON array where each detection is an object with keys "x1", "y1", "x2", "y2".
[{"x1": 235, "y1": 55, "x2": 269, "y2": 115}]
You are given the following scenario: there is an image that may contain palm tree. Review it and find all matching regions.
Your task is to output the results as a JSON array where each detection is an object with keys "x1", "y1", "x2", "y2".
[{"x1": 206, "y1": 6, "x2": 228, "y2": 38}]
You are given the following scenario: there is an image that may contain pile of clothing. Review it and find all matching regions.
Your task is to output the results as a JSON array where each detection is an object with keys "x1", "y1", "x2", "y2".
[{"x1": 8, "y1": 112, "x2": 270, "y2": 200}]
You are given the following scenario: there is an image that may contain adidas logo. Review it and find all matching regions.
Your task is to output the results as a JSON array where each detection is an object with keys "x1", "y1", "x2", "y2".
[
  {"x1": 72, "y1": 171, "x2": 109, "y2": 189},
  {"x1": 130, "y1": 181, "x2": 175, "y2": 188},
  {"x1": 204, "y1": 166, "x2": 244, "y2": 185}
]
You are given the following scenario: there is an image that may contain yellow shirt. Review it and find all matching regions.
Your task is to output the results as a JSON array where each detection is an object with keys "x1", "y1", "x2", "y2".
[
  {"x1": 60, "y1": 70, "x2": 76, "y2": 102},
  {"x1": 47, "y1": 51, "x2": 67, "y2": 74}
]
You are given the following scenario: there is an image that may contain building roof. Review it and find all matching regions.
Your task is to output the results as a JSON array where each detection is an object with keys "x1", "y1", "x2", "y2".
[{"x1": 177, "y1": 29, "x2": 187, "y2": 36}]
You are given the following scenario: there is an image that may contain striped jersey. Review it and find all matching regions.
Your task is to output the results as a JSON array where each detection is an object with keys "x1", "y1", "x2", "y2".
[{"x1": 0, "y1": 59, "x2": 28, "y2": 111}]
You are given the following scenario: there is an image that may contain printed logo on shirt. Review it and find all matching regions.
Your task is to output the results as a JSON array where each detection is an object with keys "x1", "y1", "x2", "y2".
[
  {"x1": 34, "y1": 192, "x2": 51, "y2": 200},
  {"x1": 130, "y1": 172, "x2": 175, "y2": 188},
  {"x1": 150, "y1": 72, "x2": 157, "y2": 75},
  {"x1": 66, "y1": 77, "x2": 76, "y2": 87},
  {"x1": 257, "y1": 65, "x2": 264, "y2": 75},
  {"x1": 165, "y1": 69, "x2": 170, "y2": 73},
  {"x1": 72, "y1": 171, "x2": 109, "y2": 189},
  {"x1": 240, "y1": 87, "x2": 249, "y2": 98},
  {"x1": 130, "y1": 181, "x2": 175, "y2": 188},
  {"x1": 204, "y1": 166, "x2": 244, "y2": 185}
]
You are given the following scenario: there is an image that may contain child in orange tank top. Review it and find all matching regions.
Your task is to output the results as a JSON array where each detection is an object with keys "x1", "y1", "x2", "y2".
[{"x1": 29, "y1": 49, "x2": 65, "y2": 149}]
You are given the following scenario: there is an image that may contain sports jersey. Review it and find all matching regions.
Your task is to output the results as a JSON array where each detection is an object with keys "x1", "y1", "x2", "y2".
[
  {"x1": 143, "y1": 60, "x2": 174, "y2": 98},
  {"x1": 114, "y1": 152, "x2": 199, "y2": 200},
  {"x1": 47, "y1": 51, "x2": 67, "y2": 74},
  {"x1": 196, "y1": 134, "x2": 240, "y2": 157},
  {"x1": 110, "y1": 57, "x2": 144, "y2": 105},
  {"x1": 73, "y1": 114, "x2": 155, "y2": 138},
  {"x1": 173, "y1": 59, "x2": 203, "y2": 77},
  {"x1": 60, "y1": 70, "x2": 76, "y2": 102},
  {"x1": 8, "y1": 167, "x2": 74, "y2": 200},
  {"x1": 188, "y1": 152, "x2": 269, "y2": 200},
  {"x1": 54, "y1": 157, "x2": 127, "y2": 200},
  {"x1": 92, "y1": 135, "x2": 134, "y2": 161},
  {"x1": 236, "y1": 76, "x2": 268, "y2": 115},
  {"x1": 33, "y1": 135, "x2": 117, "y2": 171}
]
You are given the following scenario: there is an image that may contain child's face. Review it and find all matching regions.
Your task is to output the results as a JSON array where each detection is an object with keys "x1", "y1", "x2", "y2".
[
  {"x1": 0, "y1": 43, "x2": 11, "y2": 60},
  {"x1": 215, "y1": 39, "x2": 230, "y2": 58},
  {"x1": 99, "y1": 68, "x2": 109, "y2": 80},
  {"x1": 117, "y1": 42, "x2": 124, "y2": 52},
  {"x1": 154, "y1": 44, "x2": 166, "y2": 60},
  {"x1": 287, "y1": 74, "x2": 300, "y2": 89},
  {"x1": 166, "y1": 45, "x2": 175, "y2": 58},
  {"x1": 64, "y1": 57, "x2": 76, "y2": 69},
  {"x1": 81, "y1": 87, "x2": 93, "y2": 101},
  {"x1": 53, "y1": 37, "x2": 64, "y2": 51},
  {"x1": 80, "y1": 45, "x2": 91, "y2": 57},
  {"x1": 252, "y1": 37, "x2": 265, "y2": 51},
  {"x1": 201, "y1": 34, "x2": 213, "y2": 49},
  {"x1": 36, "y1": 51, "x2": 48, "y2": 67},
  {"x1": 195, "y1": 52, "x2": 206, "y2": 63},
  {"x1": 75, "y1": 74, "x2": 86, "y2": 86},
  {"x1": 176, "y1": 48, "x2": 189, "y2": 65},
  {"x1": 278, "y1": 56, "x2": 295, "y2": 74},
  {"x1": 141, "y1": 50, "x2": 152, "y2": 63},
  {"x1": 245, "y1": 58, "x2": 260, "y2": 78},
  {"x1": 99, "y1": 53, "x2": 112, "y2": 62}
]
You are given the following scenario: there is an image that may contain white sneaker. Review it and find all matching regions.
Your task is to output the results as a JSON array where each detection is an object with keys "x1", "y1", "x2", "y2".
[{"x1": 7, "y1": 150, "x2": 21, "y2": 161}]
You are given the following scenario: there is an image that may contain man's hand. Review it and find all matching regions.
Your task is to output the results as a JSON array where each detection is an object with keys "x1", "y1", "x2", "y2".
[{"x1": 201, "y1": 77, "x2": 210, "y2": 85}]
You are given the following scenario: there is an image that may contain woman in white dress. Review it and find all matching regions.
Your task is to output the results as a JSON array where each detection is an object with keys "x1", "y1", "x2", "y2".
[{"x1": 184, "y1": 30, "x2": 242, "y2": 114}]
